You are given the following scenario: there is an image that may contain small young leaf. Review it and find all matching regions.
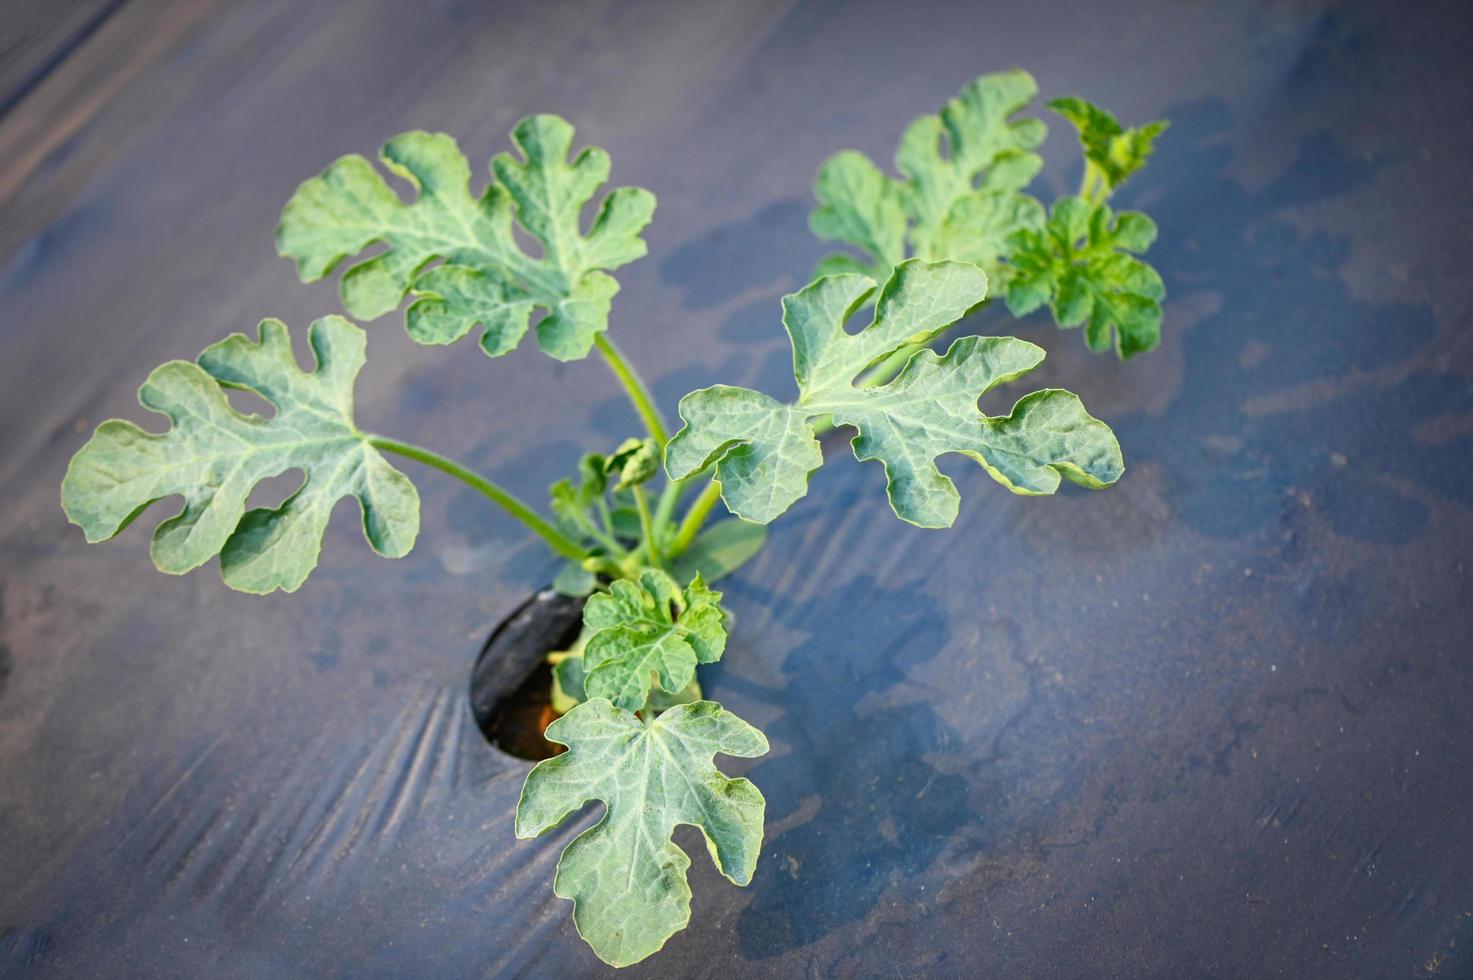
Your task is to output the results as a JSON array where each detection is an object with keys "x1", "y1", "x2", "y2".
[
  {"x1": 1048, "y1": 96, "x2": 1168, "y2": 193},
  {"x1": 810, "y1": 70, "x2": 1047, "y2": 284},
  {"x1": 666, "y1": 259, "x2": 1123, "y2": 526},
  {"x1": 670, "y1": 517, "x2": 766, "y2": 584},
  {"x1": 549, "y1": 452, "x2": 610, "y2": 541},
  {"x1": 1006, "y1": 196, "x2": 1165, "y2": 357},
  {"x1": 61, "y1": 317, "x2": 419, "y2": 594},
  {"x1": 576, "y1": 452, "x2": 609, "y2": 497},
  {"x1": 603, "y1": 436, "x2": 659, "y2": 489},
  {"x1": 549, "y1": 482, "x2": 587, "y2": 539},
  {"x1": 556, "y1": 648, "x2": 704, "y2": 713},
  {"x1": 581, "y1": 570, "x2": 727, "y2": 712},
  {"x1": 276, "y1": 118, "x2": 655, "y2": 362},
  {"x1": 516, "y1": 698, "x2": 768, "y2": 967}
]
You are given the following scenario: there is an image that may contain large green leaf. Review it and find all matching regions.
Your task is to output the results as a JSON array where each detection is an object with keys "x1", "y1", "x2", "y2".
[
  {"x1": 1005, "y1": 195, "x2": 1166, "y2": 358},
  {"x1": 809, "y1": 70, "x2": 1047, "y2": 285},
  {"x1": 276, "y1": 116, "x2": 655, "y2": 361},
  {"x1": 1048, "y1": 96, "x2": 1168, "y2": 193},
  {"x1": 516, "y1": 698, "x2": 768, "y2": 967},
  {"x1": 61, "y1": 316, "x2": 419, "y2": 594},
  {"x1": 582, "y1": 570, "x2": 727, "y2": 711},
  {"x1": 666, "y1": 259, "x2": 1123, "y2": 526}
]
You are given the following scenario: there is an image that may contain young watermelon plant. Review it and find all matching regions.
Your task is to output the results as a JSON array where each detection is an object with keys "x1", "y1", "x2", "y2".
[{"x1": 60, "y1": 70, "x2": 1166, "y2": 967}]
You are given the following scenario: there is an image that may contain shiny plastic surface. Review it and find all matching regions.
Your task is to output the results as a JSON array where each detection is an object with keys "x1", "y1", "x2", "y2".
[{"x1": 2, "y1": 0, "x2": 1472, "y2": 975}]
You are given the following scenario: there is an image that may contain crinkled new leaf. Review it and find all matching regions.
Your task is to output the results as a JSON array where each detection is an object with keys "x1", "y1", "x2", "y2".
[
  {"x1": 810, "y1": 69, "x2": 1047, "y2": 286},
  {"x1": 61, "y1": 316, "x2": 419, "y2": 594},
  {"x1": 277, "y1": 116, "x2": 655, "y2": 361},
  {"x1": 581, "y1": 569, "x2": 727, "y2": 711},
  {"x1": 1005, "y1": 195, "x2": 1165, "y2": 358},
  {"x1": 604, "y1": 436, "x2": 660, "y2": 490},
  {"x1": 516, "y1": 698, "x2": 768, "y2": 967},
  {"x1": 1048, "y1": 96, "x2": 1168, "y2": 193},
  {"x1": 665, "y1": 259, "x2": 1123, "y2": 527}
]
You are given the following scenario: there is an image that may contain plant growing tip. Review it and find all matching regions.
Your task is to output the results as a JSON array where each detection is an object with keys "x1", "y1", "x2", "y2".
[
  {"x1": 62, "y1": 69, "x2": 1168, "y2": 966},
  {"x1": 810, "y1": 72, "x2": 1167, "y2": 359},
  {"x1": 1047, "y1": 96, "x2": 1169, "y2": 203}
]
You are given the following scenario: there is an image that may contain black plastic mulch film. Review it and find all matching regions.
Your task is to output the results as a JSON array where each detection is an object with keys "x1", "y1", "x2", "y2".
[{"x1": 3, "y1": 0, "x2": 1472, "y2": 976}]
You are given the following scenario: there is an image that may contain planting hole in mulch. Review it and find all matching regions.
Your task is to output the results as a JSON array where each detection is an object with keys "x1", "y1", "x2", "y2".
[{"x1": 469, "y1": 587, "x2": 585, "y2": 761}]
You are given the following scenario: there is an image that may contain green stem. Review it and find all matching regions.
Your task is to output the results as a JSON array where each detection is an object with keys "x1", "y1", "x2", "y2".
[
  {"x1": 586, "y1": 554, "x2": 626, "y2": 579},
  {"x1": 652, "y1": 470, "x2": 686, "y2": 535},
  {"x1": 572, "y1": 512, "x2": 628, "y2": 558},
  {"x1": 1079, "y1": 161, "x2": 1109, "y2": 206},
  {"x1": 669, "y1": 479, "x2": 724, "y2": 557},
  {"x1": 370, "y1": 436, "x2": 586, "y2": 561},
  {"x1": 631, "y1": 484, "x2": 662, "y2": 569},
  {"x1": 595, "y1": 497, "x2": 616, "y2": 538},
  {"x1": 858, "y1": 297, "x2": 999, "y2": 390},
  {"x1": 856, "y1": 296, "x2": 999, "y2": 398},
  {"x1": 855, "y1": 345, "x2": 913, "y2": 391},
  {"x1": 595, "y1": 335, "x2": 669, "y2": 446}
]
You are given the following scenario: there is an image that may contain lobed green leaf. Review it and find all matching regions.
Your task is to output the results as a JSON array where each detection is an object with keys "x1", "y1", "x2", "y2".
[
  {"x1": 516, "y1": 698, "x2": 768, "y2": 967},
  {"x1": 809, "y1": 70, "x2": 1048, "y2": 286},
  {"x1": 898, "y1": 68, "x2": 1047, "y2": 252},
  {"x1": 276, "y1": 118, "x2": 655, "y2": 362},
  {"x1": 581, "y1": 570, "x2": 727, "y2": 712},
  {"x1": 810, "y1": 150, "x2": 906, "y2": 282},
  {"x1": 1006, "y1": 196, "x2": 1166, "y2": 357},
  {"x1": 666, "y1": 259, "x2": 1123, "y2": 526},
  {"x1": 61, "y1": 316, "x2": 419, "y2": 594}
]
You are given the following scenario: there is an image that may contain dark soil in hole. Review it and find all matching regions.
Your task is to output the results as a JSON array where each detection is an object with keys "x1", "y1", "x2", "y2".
[{"x1": 470, "y1": 586, "x2": 586, "y2": 761}]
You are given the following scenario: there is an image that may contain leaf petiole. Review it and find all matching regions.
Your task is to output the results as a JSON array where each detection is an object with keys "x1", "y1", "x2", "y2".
[
  {"x1": 369, "y1": 436, "x2": 587, "y2": 561},
  {"x1": 668, "y1": 479, "x2": 724, "y2": 558},
  {"x1": 595, "y1": 335, "x2": 669, "y2": 446},
  {"x1": 651, "y1": 471, "x2": 686, "y2": 540},
  {"x1": 1079, "y1": 159, "x2": 1107, "y2": 206},
  {"x1": 631, "y1": 484, "x2": 663, "y2": 569},
  {"x1": 660, "y1": 320, "x2": 976, "y2": 549},
  {"x1": 595, "y1": 497, "x2": 617, "y2": 539},
  {"x1": 561, "y1": 497, "x2": 628, "y2": 558}
]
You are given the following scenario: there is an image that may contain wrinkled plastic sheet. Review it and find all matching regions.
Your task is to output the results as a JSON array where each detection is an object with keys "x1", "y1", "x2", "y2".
[{"x1": 3, "y1": 0, "x2": 1472, "y2": 976}]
